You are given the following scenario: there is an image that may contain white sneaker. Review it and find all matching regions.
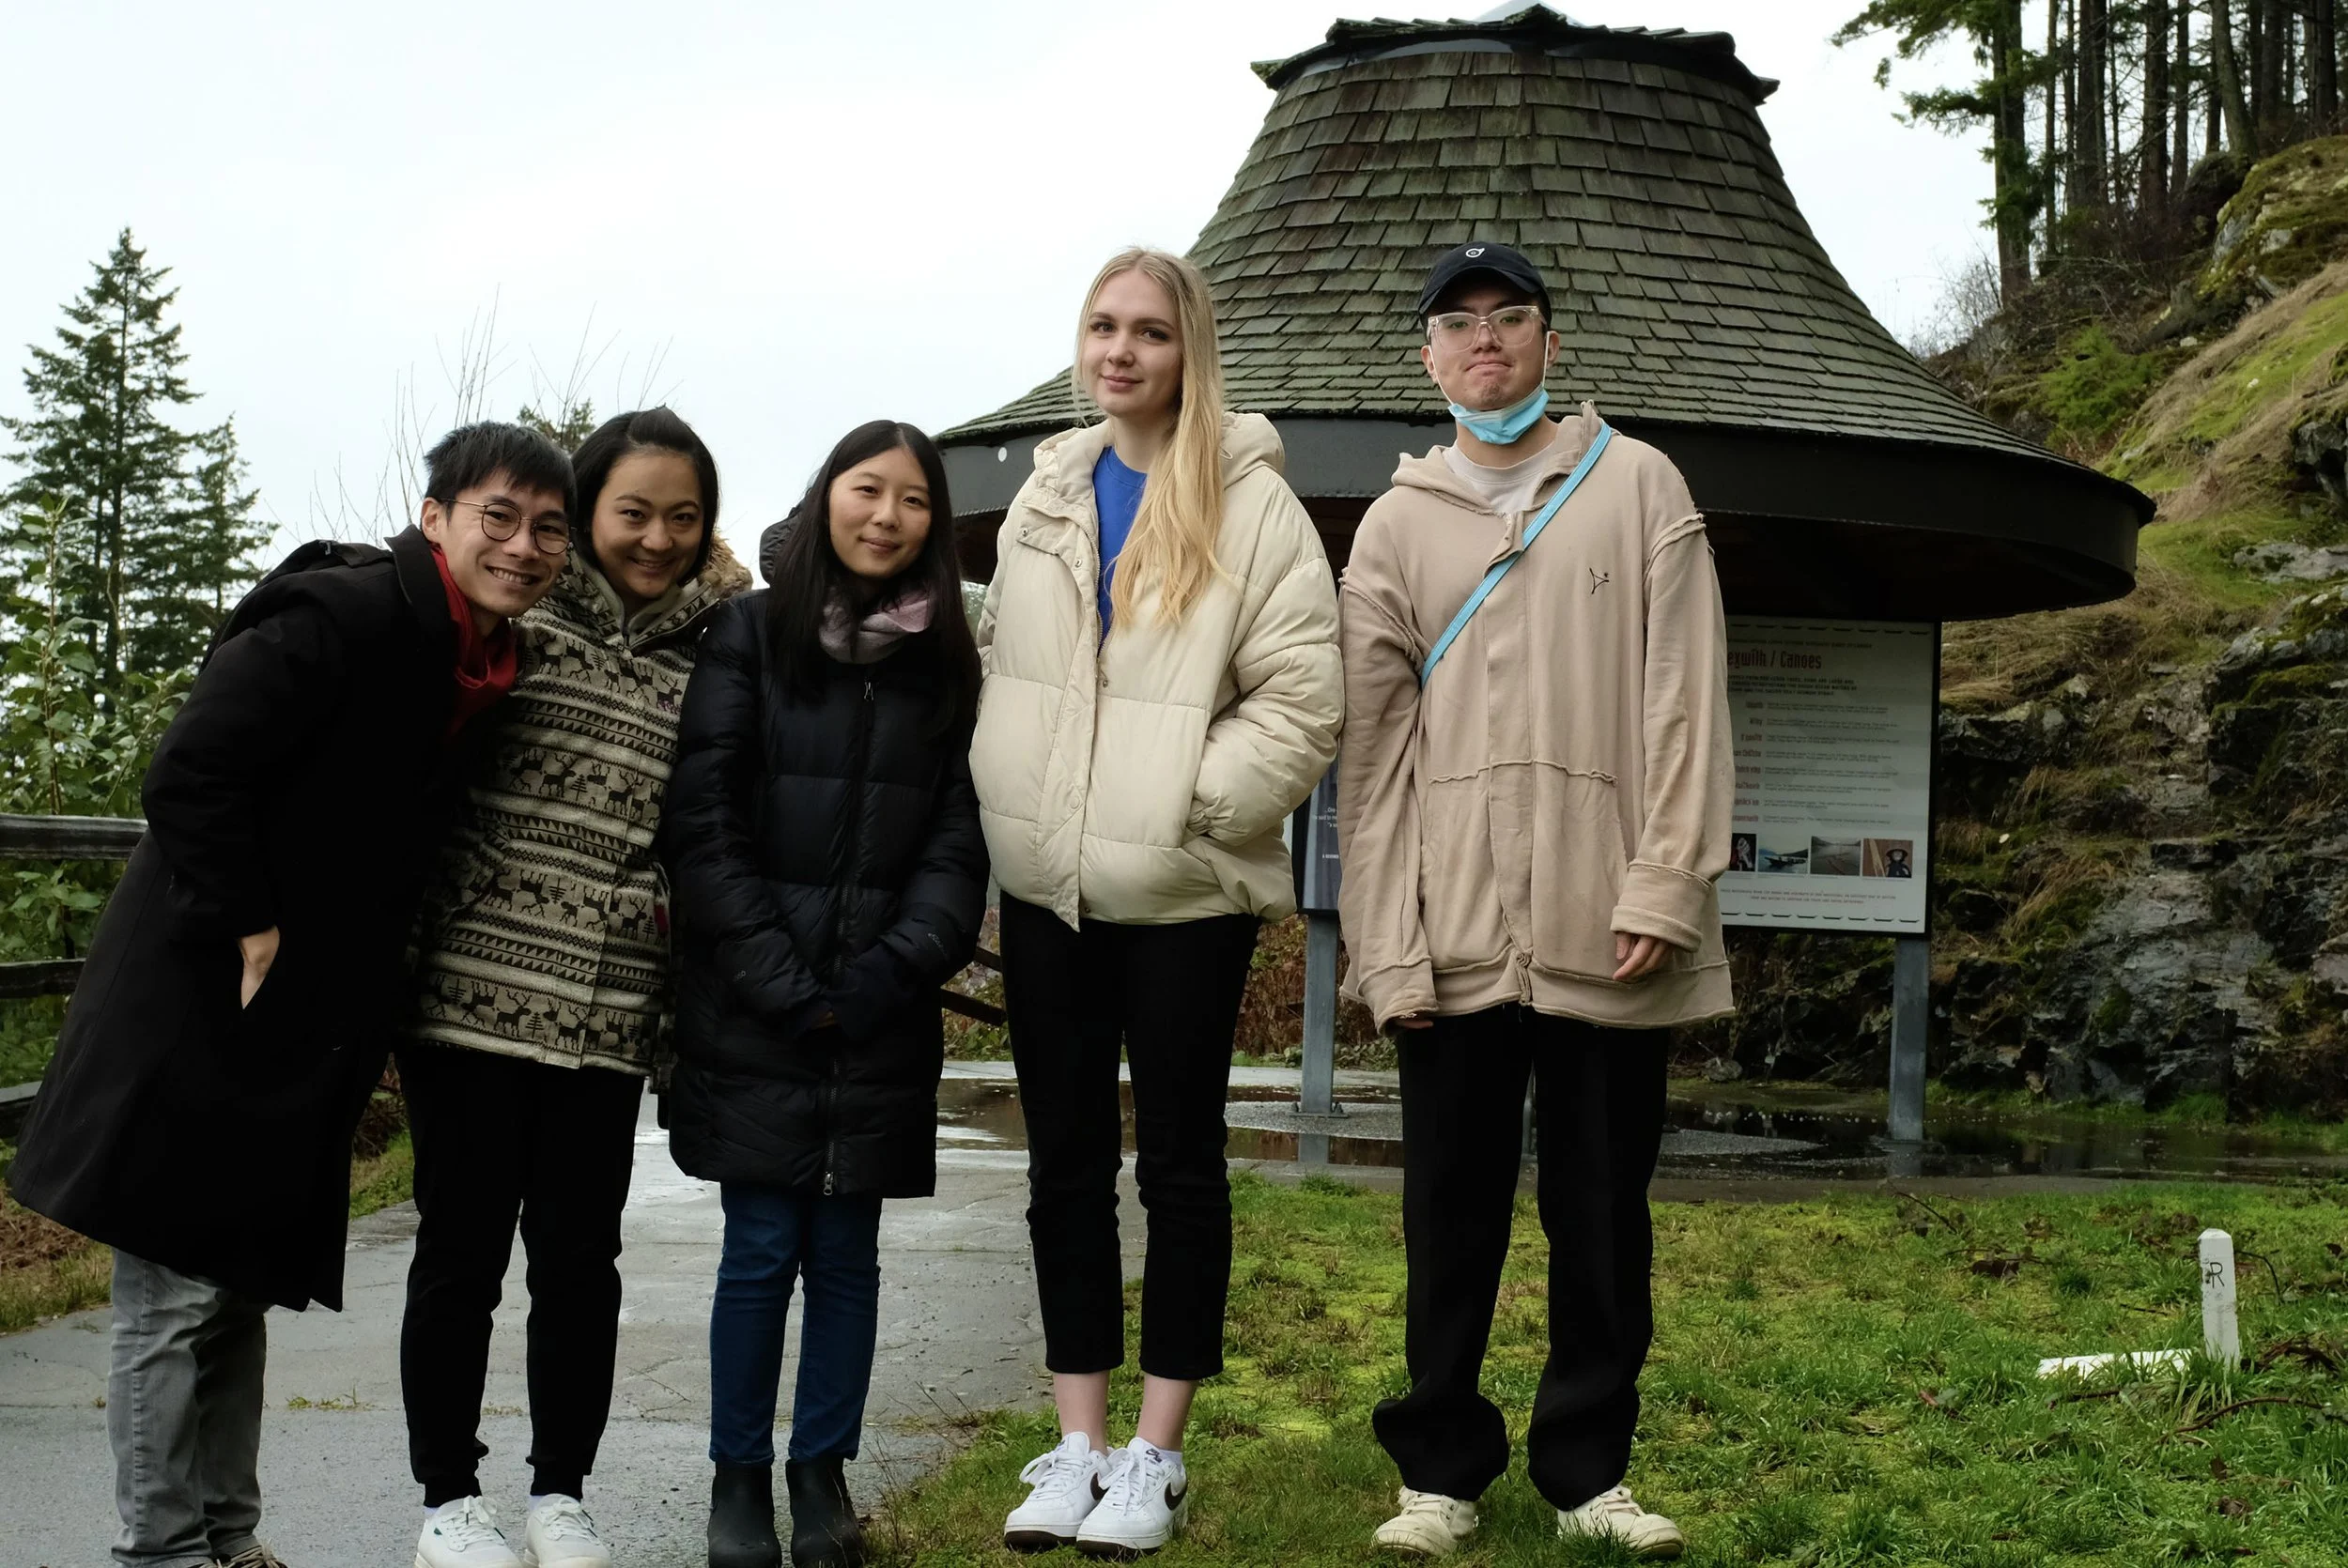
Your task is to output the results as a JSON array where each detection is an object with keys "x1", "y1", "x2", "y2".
[
  {"x1": 1374, "y1": 1488, "x2": 1478, "y2": 1555},
  {"x1": 1003, "y1": 1431, "x2": 1111, "y2": 1550},
  {"x1": 1074, "y1": 1439, "x2": 1189, "y2": 1558},
  {"x1": 1556, "y1": 1486, "x2": 1686, "y2": 1559},
  {"x1": 522, "y1": 1495, "x2": 610, "y2": 1568},
  {"x1": 415, "y1": 1496, "x2": 524, "y2": 1568}
]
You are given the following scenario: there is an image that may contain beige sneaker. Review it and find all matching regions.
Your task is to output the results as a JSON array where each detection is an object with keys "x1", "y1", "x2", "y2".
[
  {"x1": 1556, "y1": 1487, "x2": 1685, "y2": 1559},
  {"x1": 1374, "y1": 1488, "x2": 1477, "y2": 1556}
]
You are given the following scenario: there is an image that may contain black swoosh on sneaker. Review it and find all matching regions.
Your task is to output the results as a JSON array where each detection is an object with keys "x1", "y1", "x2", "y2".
[
  {"x1": 1092, "y1": 1475, "x2": 1108, "y2": 1501},
  {"x1": 1164, "y1": 1480, "x2": 1186, "y2": 1509}
]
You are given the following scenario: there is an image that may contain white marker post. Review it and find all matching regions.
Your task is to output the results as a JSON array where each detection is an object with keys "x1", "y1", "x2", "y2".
[{"x1": 2200, "y1": 1229, "x2": 2241, "y2": 1369}]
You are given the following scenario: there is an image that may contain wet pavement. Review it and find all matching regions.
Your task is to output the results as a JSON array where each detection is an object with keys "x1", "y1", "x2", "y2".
[{"x1": 0, "y1": 1101, "x2": 1106, "y2": 1568}]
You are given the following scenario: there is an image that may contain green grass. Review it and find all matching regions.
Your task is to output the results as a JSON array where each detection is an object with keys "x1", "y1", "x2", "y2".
[
  {"x1": 2038, "y1": 327, "x2": 2178, "y2": 450},
  {"x1": 347, "y1": 1130, "x2": 415, "y2": 1218},
  {"x1": 2111, "y1": 284, "x2": 2348, "y2": 496},
  {"x1": 2135, "y1": 504, "x2": 2308, "y2": 611},
  {"x1": 872, "y1": 1172, "x2": 2348, "y2": 1566}
]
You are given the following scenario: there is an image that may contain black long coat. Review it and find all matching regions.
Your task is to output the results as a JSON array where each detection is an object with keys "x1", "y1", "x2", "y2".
[
  {"x1": 10, "y1": 528, "x2": 489, "y2": 1312},
  {"x1": 660, "y1": 592, "x2": 987, "y2": 1198}
]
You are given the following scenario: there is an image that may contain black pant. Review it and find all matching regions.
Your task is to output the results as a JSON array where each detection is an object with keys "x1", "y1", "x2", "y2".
[
  {"x1": 398, "y1": 1044, "x2": 643, "y2": 1505},
  {"x1": 1000, "y1": 894, "x2": 1259, "y2": 1381},
  {"x1": 1372, "y1": 1007, "x2": 1667, "y2": 1511}
]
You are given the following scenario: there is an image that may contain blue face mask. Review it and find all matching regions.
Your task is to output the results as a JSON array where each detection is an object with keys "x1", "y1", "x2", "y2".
[{"x1": 1449, "y1": 386, "x2": 1550, "y2": 444}]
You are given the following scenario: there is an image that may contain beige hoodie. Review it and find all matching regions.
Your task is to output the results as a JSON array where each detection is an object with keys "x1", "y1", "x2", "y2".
[
  {"x1": 973, "y1": 412, "x2": 1342, "y2": 927},
  {"x1": 1336, "y1": 402, "x2": 1734, "y2": 1030}
]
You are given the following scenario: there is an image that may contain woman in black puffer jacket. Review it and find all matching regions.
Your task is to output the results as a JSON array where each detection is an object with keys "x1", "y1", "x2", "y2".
[{"x1": 661, "y1": 420, "x2": 986, "y2": 1568}]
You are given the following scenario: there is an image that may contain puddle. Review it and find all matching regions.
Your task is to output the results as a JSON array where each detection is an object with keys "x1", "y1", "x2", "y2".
[
  {"x1": 935, "y1": 1079, "x2": 1408, "y2": 1168},
  {"x1": 935, "y1": 1077, "x2": 2348, "y2": 1184},
  {"x1": 1661, "y1": 1081, "x2": 2348, "y2": 1181}
]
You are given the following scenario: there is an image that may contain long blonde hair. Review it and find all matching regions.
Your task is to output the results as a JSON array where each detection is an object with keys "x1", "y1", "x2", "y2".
[{"x1": 1073, "y1": 248, "x2": 1227, "y2": 628}]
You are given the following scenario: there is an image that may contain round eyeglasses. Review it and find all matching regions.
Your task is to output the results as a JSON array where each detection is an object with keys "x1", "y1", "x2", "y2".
[{"x1": 449, "y1": 498, "x2": 571, "y2": 556}]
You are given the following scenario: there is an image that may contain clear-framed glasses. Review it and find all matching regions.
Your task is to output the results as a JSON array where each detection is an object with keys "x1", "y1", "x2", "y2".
[
  {"x1": 1426, "y1": 304, "x2": 1547, "y2": 349},
  {"x1": 450, "y1": 498, "x2": 570, "y2": 556}
]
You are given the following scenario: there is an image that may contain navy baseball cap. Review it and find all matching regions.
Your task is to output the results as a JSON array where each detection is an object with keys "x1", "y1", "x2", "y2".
[{"x1": 1416, "y1": 241, "x2": 1552, "y2": 322}]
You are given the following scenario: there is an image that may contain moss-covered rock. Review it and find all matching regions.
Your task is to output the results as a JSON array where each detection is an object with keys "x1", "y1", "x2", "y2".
[{"x1": 2199, "y1": 136, "x2": 2348, "y2": 315}]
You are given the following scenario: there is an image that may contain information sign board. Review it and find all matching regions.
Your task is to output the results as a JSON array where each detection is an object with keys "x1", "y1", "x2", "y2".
[{"x1": 1719, "y1": 617, "x2": 1935, "y2": 934}]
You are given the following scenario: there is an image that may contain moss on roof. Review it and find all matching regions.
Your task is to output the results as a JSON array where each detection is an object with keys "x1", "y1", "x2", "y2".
[{"x1": 938, "y1": 6, "x2": 2052, "y2": 471}]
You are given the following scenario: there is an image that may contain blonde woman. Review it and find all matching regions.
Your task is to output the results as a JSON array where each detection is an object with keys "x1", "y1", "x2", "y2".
[{"x1": 972, "y1": 248, "x2": 1342, "y2": 1555}]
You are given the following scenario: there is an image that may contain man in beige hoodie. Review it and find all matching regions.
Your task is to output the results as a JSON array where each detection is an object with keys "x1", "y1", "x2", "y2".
[{"x1": 1336, "y1": 243, "x2": 1734, "y2": 1560}]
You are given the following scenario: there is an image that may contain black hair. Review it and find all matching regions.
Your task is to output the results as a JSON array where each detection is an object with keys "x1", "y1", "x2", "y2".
[
  {"x1": 765, "y1": 420, "x2": 980, "y2": 741},
  {"x1": 570, "y1": 407, "x2": 721, "y2": 582},
  {"x1": 423, "y1": 422, "x2": 578, "y2": 522}
]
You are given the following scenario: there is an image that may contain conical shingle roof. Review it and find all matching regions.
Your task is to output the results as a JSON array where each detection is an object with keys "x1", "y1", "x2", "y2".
[{"x1": 937, "y1": 7, "x2": 2147, "y2": 620}]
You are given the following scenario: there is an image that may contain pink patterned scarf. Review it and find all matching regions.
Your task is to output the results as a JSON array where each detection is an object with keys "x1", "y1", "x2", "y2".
[{"x1": 820, "y1": 582, "x2": 935, "y2": 665}]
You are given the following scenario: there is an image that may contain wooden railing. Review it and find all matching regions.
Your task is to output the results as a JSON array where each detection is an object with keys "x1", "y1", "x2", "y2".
[
  {"x1": 0, "y1": 813, "x2": 145, "y2": 1139},
  {"x1": 0, "y1": 813, "x2": 1004, "y2": 1142}
]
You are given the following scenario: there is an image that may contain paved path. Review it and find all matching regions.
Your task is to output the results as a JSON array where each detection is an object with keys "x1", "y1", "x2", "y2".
[{"x1": 1, "y1": 1084, "x2": 1104, "y2": 1568}]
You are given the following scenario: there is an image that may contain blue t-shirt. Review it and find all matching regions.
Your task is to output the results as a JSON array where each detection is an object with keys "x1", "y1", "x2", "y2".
[{"x1": 1092, "y1": 447, "x2": 1147, "y2": 634}]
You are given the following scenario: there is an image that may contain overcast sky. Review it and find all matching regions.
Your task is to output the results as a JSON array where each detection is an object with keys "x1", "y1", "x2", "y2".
[{"x1": 1, "y1": 1, "x2": 1985, "y2": 568}]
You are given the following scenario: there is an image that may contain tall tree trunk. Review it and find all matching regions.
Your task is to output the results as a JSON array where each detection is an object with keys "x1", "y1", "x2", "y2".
[
  {"x1": 2147, "y1": 0, "x2": 2172, "y2": 215},
  {"x1": 2110, "y1": 3, "x2": 2125, "y2": 203},
  {"x1": 1995, "y1": 0, "x2": 2033, "y2": 296},
  {"x1": 2079, "y1": 0, "x2": 2109, "y2": 206},
  {"x1": 2048, "y1": 0, "x2": 2066, "y2": 254},
  {"x1": 2066, "y1": 0, "x2": 2081, "y2": 214},
  {"x1": 2216, "y1": 0, "x2": 2257, "y2": 148},
  {"x1": 2284, "y1": 2, "x2": 2300, "y2": 125},
  {"x1": 2256, "y1": 0, "x2": 2284, "y2": 135},
  {"x1": 2176, "y1": 2, "x2": 2196, "y2": 180},
  {"x1": 2316, "y1": 0, "x2": 2340, "y2": 128}
]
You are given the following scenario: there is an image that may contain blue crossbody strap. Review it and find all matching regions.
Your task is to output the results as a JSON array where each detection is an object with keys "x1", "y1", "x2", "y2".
[{"x1": 1417, "y1": 423, "x2": 1614, "y2": 685}]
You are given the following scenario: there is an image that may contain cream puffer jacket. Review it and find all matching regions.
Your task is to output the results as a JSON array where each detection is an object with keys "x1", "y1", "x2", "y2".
[{"x1": 973, "y1": 413, "x2": 1342, "y2": 928}]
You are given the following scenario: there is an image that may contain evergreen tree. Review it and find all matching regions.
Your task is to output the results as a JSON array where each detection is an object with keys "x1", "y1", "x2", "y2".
[
  {"x1": 1836, "y1": 1, "x2": 2045, "y2": 302},
  {"x1": 516, "y1": 395, "x2": 599, "y2": 452},
  {"x1": 127, "y1": 417, "x2": 267, "y2": 676},
  {"x1": 0, "y1": 229, "x2": 266, "y2": 698}
]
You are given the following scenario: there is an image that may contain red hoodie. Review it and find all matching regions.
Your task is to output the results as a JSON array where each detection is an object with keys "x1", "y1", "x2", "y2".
[{"x1": 429, "y1": 546, "x2": 520, "y2": 743}]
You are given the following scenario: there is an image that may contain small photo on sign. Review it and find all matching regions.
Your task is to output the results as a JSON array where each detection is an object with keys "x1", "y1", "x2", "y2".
[
  {"x1": 1759, "y1": 839, "x2": 1809, "y2": 874},
  {"x1": 1810, "y1": 838, "x2": 1862, "y2": 877},
  {"x1": 1729, "y1": 833, "x2": 1757, "y2": 872},
  {"x1": 1864, "y1": 838, "x2": 1915, "y2": 878}
]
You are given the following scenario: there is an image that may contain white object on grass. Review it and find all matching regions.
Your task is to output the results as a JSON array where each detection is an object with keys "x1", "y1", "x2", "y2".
[
  {"x1": 2035, "y1": 1349, "x2": 2190, "y2": 1379},
  {"x1": 2033, "y1": 1227, "x2": 2244, "y2": 1380},
  {"x1": 2201, "y1": 1228, "x2": 2241, "y2": 1368}
]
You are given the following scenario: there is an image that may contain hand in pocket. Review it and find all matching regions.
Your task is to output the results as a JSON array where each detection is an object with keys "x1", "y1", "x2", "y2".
[
  {"x1": 239, "y1": 927, "x2": 281, "y2": 1008},
  {"x1": 1612, "y1": 931, "x2": 1671, "y2": 982}
]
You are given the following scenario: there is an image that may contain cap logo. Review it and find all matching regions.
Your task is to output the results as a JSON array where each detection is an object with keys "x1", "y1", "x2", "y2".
[{"x1": 1465, "y1": 246, "x2": 1486, "y2": 257}]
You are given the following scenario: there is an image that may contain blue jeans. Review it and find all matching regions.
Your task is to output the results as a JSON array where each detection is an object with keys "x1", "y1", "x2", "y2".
[{"x1": 708, "y1": 1186, "x2": 884, "y2": 1466}]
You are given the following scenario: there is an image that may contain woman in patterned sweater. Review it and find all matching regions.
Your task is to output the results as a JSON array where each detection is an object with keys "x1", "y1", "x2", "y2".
[{"x1": 400, "y1": 407, "x2": 751, "y2": 1568}]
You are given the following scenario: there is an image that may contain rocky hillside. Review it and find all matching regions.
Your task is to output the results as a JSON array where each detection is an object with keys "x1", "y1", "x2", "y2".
[{"x1": 1692, "y1": 140, "x2": 2348, "y2": 1118}]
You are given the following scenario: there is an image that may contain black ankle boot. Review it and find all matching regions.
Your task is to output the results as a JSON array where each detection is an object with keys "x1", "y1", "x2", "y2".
[
  {"x1": 784, "y1": 1456, "x2": 867, "y2": 1568},
  {"x1": 709, "y1": 1463, "x2": 782, "y2": 1568}
]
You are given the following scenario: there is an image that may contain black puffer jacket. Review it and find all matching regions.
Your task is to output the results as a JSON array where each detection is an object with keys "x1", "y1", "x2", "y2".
[
  {"x1": 12, "y1": 529, "x2": 487, "y2": 1311},
  {"x1": 660, "y1": 591, "x2": 986, "y2": 1197}
]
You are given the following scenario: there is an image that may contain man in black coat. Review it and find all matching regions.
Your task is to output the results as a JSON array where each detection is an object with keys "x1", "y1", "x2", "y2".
[{"x1": 9, "y1": 423, "x2": 573, "y2": 1568}]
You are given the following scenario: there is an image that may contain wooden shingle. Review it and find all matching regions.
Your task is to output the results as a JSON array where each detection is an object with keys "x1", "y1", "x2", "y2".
[{"x1": 938, "y1": 6, "x2": 2065, "y2": 469}]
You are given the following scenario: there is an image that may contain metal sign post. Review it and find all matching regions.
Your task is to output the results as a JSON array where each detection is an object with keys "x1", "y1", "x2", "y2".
[
  {"x1": 1888, "y1": 934, "x2": 1930, "y2": 1145},
  {"x1": 1296, "y1": 767, "x2": 1344, "y2": 1118}
]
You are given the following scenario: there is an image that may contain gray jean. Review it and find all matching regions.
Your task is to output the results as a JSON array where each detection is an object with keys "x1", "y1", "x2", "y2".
[{"x1": 108, "y1": 1250, "x2": 270, "y2": 1568}]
